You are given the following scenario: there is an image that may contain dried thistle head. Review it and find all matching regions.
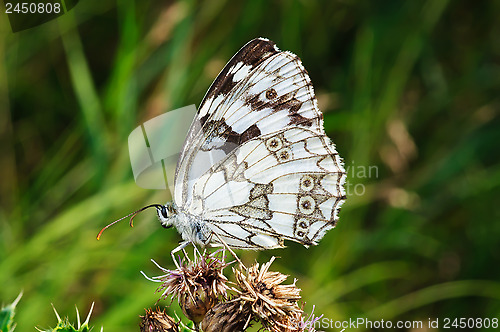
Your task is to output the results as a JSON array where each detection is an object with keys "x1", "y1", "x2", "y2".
[
  {"x1": 139, "y1": 308, "x2": 179, "y2": 332},
  {"x1": 153, "y1": 251, "x2": 230, "y2": 324},
  {"x1": 234, "y1": 256, "x2": 302, "y2": 331},
  {"x1": 200, "y1": 300, "x2": 252, "y2": 332}
]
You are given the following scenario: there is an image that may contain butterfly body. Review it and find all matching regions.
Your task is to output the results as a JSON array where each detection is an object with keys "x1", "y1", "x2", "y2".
[
  {"x1": 157, "y1": 38, "x2": 346, "y2": 250},
  {"x1": 158, "y1": 203, "x2": 212, "y2": 246}
]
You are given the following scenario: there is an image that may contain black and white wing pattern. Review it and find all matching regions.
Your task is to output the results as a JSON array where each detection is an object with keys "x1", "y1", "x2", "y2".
[{"x1": 174, "y1": 38, "x2": 346, "y2": 249}]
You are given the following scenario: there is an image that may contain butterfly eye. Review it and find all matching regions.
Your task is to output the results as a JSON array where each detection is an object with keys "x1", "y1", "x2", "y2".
[
  {"x1": 159, "y1": 206, "x2": 173, "y2": 229},
  {"x1": 160, "y1": 206, "x2": 169, "y2": 219}
]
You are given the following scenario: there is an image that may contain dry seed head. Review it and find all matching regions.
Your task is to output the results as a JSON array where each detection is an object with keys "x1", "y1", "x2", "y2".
[
  {"x1": 234, "y1": 256, "x2": 302, "y2": 330},
  {"x1": 200, "y1": 300, "x2": 252, "y2": 332},
  {"x1": 154, "y1": 251, "x2": 230, "y2": 323},
  {"x1": 178, "y1": 283, "x2": 218, "y2": 324},
  {"x1": 139, "y1": 308, "x2": 179, "y2": 332}
]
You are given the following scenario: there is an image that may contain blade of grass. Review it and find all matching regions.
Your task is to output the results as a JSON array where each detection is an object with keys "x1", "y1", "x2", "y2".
[{"x1": 367, "y1": 280, "x2": 500, "y2": 319}]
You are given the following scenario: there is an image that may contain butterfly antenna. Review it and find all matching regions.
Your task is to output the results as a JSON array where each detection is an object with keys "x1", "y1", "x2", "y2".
[{"x1": 96, "y1": 204, "x2": 163, "y2": 240}]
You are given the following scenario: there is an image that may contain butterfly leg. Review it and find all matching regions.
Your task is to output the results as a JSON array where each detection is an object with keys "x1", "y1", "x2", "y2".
[
  {"x1": 211, "y1": 232, "x2": 246, "y2": 270},
  {"x1": 171, "y1": 241, "x2": 190, "y2": 269},
  {"x1": 191, "y1": 243, "x2": 203, "y2": 260},
  {"x1": 181, "y1": 247, "x2": 190, "y2": 262}
]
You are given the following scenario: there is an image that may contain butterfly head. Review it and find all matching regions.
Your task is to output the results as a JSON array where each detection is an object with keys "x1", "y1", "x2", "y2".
[{"x1": 156, "y1": 202, "x2": 177, "y2": 229}]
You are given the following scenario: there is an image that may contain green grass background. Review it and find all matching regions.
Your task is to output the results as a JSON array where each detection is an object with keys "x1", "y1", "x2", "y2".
[{"x1": 1, "y1": 0, "x2": 500, "y2": 331}]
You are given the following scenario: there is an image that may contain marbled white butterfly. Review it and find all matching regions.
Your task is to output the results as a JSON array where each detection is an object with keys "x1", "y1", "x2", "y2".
[{"x1": 99, "y1": 38, "x2": 346, "y2": 251}]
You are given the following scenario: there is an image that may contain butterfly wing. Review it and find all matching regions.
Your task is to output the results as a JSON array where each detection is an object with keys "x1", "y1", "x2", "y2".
[
  {"x1": 174, "y1": 38, "x2": 346, "y2": 249},
  {"x1": 175, "y1": 38, "x2": 326, "y2": 208},
  {"x1": 186, "y1": 127, "x2": 346, "y2": 249}
]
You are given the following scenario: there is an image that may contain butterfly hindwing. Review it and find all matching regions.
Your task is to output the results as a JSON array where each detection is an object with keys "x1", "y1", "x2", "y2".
[{"x1": 186, "y1": 126, "x2": 346, "y2": 249}]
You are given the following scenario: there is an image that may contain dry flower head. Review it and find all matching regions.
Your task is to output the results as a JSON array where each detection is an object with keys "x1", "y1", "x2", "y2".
[
  {"x1": 139, "y1": 308, "x2": 179, "y2": 332},
  {"x1": 200, "y1": 299, "x2": 252, "y2": 332},
  {"x1": 233, "y1": 256, "x2": 303, "y2": 331},
  {"x1": 151, "y1": 250, "x2": 230, "y2": 323}
]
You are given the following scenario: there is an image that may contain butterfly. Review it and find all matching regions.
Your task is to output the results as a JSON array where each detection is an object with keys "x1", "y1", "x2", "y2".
[{"x1": 99, "y1": 38, "x2": 346, "y2": 252}]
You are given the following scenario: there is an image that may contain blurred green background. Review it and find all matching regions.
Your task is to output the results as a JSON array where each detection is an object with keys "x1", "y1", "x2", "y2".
[{"x1": 1, "y1": 0, "x2": 500, "y2": 331}]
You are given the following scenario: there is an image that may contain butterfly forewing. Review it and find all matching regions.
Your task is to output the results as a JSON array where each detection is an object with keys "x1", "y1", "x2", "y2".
[{"x1": 175, "y1": 39, "x2": 326, "y2": 206}]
